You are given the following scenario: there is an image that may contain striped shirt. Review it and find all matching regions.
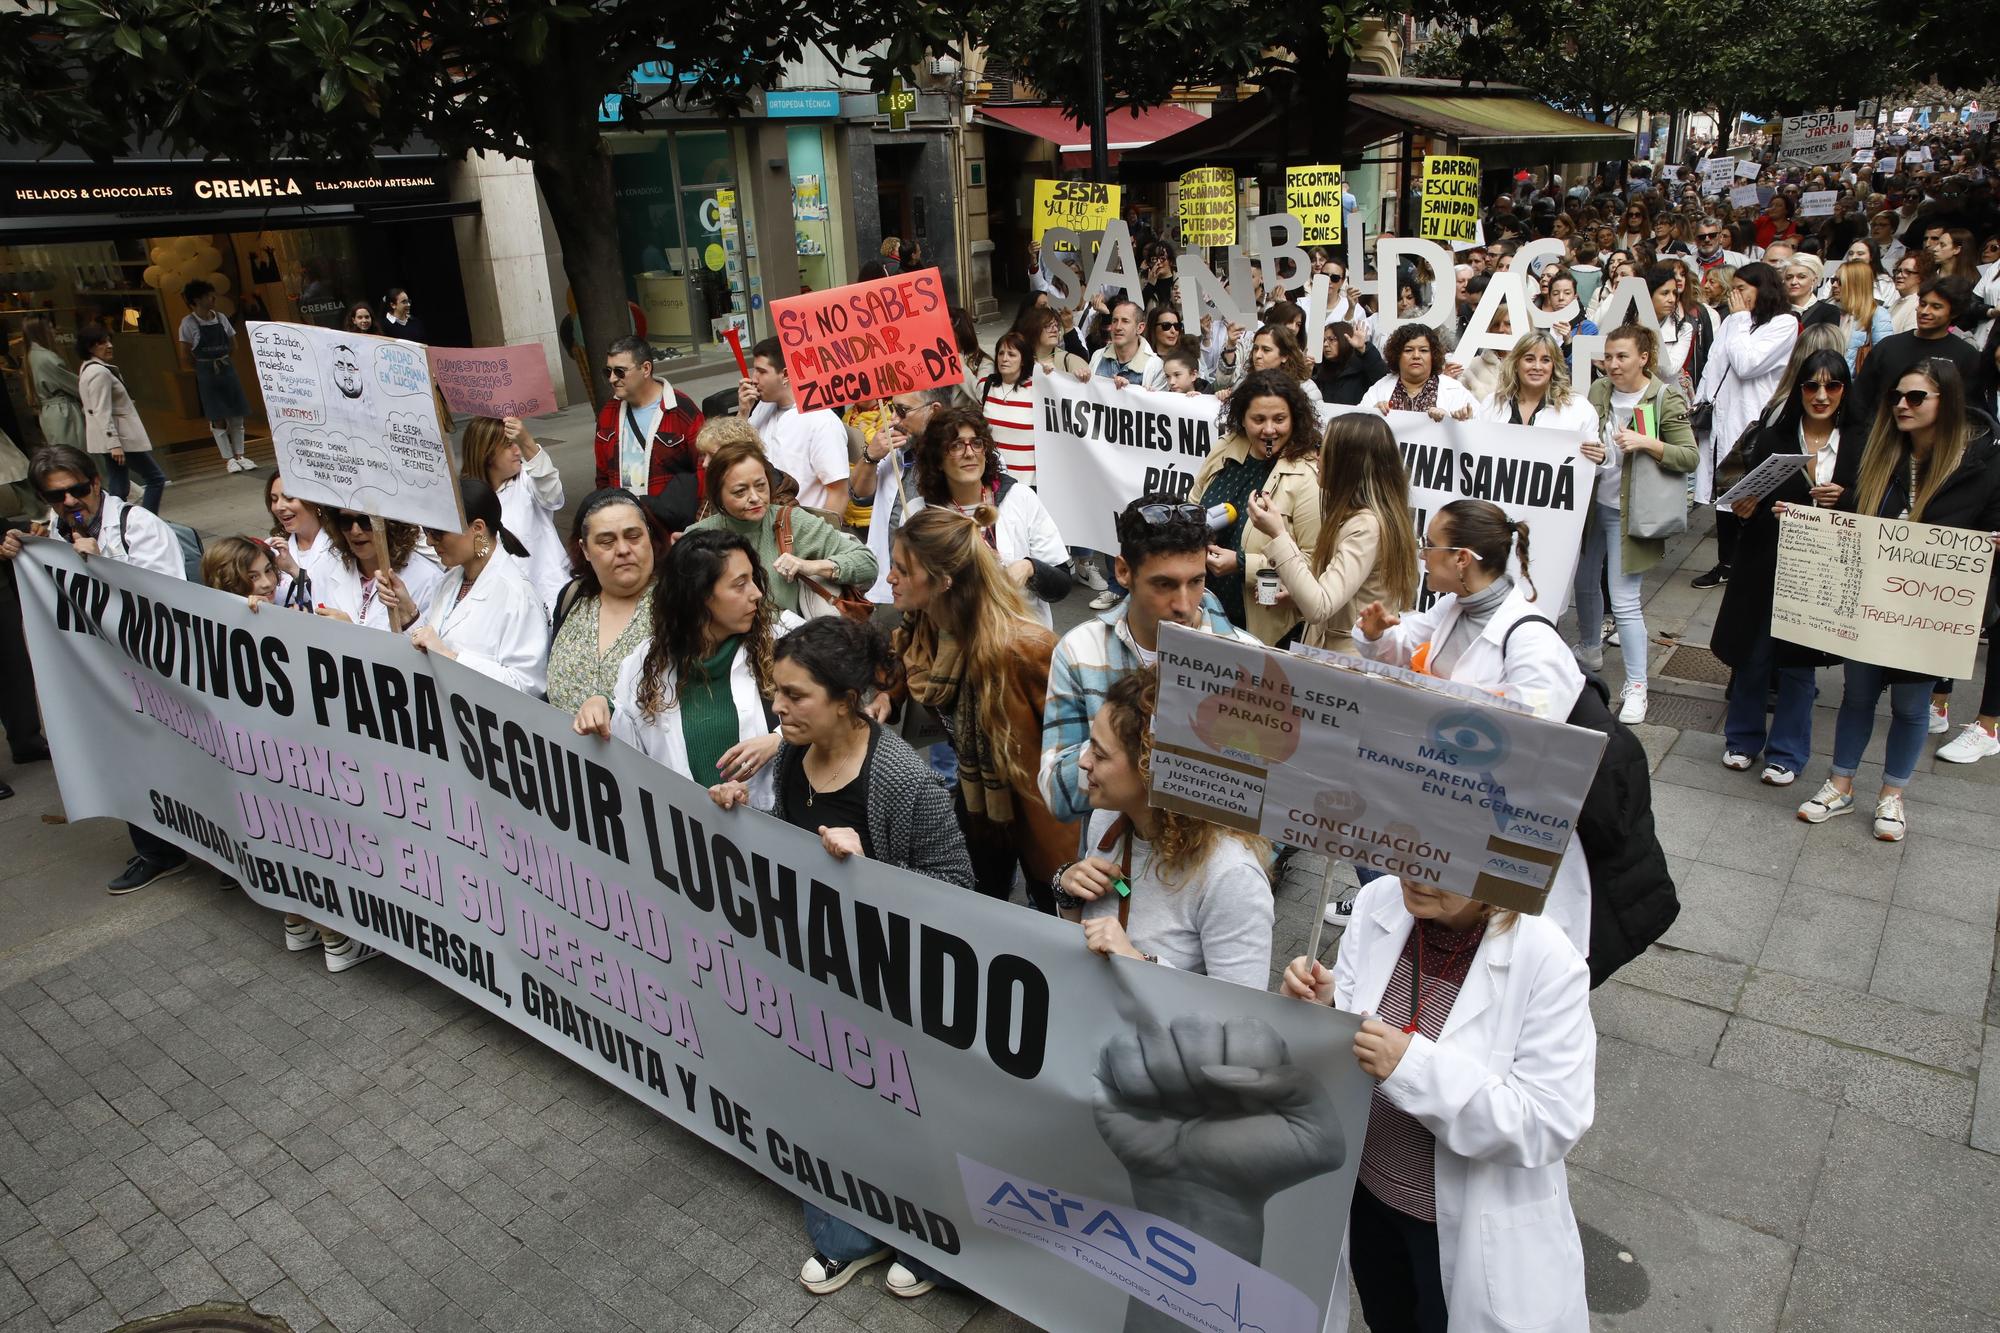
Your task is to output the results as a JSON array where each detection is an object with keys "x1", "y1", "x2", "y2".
[
  {"x1": 1357, "y1": 918, "x2": 1487, "y2": 1222},
  {"x1": 981, "y1": 377, "x2": 1037, "y2": 485}
]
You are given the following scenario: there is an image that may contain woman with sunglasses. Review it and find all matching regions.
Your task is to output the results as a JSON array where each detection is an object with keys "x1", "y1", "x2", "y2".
[
  {"x1": 1314, "y1": 321, "x2": 1388, "y2": 407},
  {"x1": 460, "y1": 415, "x2": 567, "y2": 611},
  {"x1": 1712, "y1": 350, "x2": 1860, "y2": 786},
  {"x1": 1313, "y1": 248, "x2": 1370, "y2": 340},
  {"x1": 1798, "y1": 360, "x2": 2000, "y2": 837},
  {"x1": 314, "y1": 510, "x2": 445, "y2": 631},
  {"x1": 1616, "y1": 200, "x2": 1651, "y2": 253},
  {"x1": 410, "y1": 477, "x2": 550, "y2": 698}
]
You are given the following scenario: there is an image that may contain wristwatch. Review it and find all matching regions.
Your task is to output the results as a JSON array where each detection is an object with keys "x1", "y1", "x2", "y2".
[{"x1": 1051, "y1": 862, "x2": 1081, "y2": 914}]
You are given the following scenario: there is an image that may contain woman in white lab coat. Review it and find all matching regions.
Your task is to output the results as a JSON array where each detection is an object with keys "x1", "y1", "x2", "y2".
[
  {"x1": 263, "y1": 473, "x2": 364, "y2": 618},
  {"x1": 410, "y1": 478, "x2": 550, "y2": 697},
  {"x1": 1351, "y1": 498, "x2": 1591, "y2": 955},
  {"x1": 462, "y1": 415, "x2": 568, "y2": 611},
  {"x1": 1691, "y1": 261, "x2": 1799, "y2": 505},
  {"x1": 1474, "y1": 331, "x2": 1598, "y2": 434},
  {"x1": 1283, "y1": 875, "x2": 1595, "y2": 1333}
]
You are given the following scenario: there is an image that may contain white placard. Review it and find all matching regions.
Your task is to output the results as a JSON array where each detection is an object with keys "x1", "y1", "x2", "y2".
[
  {"x1": 1730, "y1": 183, "x2": 1762, "y2": 208},
  {"x1": 1799, "y1": 190, "x2": 1837, "y2": 218},
  {"x1": 1714, "y1": 453, "x2": 1811, "y2": 508}
]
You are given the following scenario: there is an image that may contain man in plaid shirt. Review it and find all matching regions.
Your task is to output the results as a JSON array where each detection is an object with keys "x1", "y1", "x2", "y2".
[{"x1": 592, "y1": 335, "x2": 705, "y2": 497}]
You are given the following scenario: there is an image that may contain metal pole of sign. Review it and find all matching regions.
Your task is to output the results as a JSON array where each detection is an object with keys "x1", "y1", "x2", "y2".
[{"x1": 1086, "y1": 0, "x2": 1109, "y2": 183}]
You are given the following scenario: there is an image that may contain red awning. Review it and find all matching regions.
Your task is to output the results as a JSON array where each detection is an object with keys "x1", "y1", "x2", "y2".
[{"x1": 977, "y1": 103, "x2": 1206, "y2": 167}]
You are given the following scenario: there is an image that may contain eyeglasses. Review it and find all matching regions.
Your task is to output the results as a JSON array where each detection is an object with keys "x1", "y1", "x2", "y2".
[
  {"x1": 1802, "y1": 380, "x2": 1846, "y2": 396},
  {"x1": 945, "y1": 438, "x2": 987, "y2": 456},
  {"x1": 1134, "y1": 503, "x2": 1206, "y2": 526},
  {"x1": 1894, "y1": 266, "x2": 1919, "y2": 277},
  {"x1": 1891, "y1": 389, "x2": 1932, "y2": 408},
  {"x1": 1419, "y1": 541, "x2": 1466, "y2": 554},
  {"x1": 38, "y1": 480, "x2": 93, "y2": 503}
]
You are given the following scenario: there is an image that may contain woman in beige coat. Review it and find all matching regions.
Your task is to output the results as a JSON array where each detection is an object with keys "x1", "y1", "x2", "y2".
[
  {"x1": 1250, "y1": 412, "x2": 1420, "y2": 653},
  {"x1": 76, "y1": 325, "x2": 166, "y2": 513},
  {"x1": 1189, "y1": 368, "x2": 1322, "y2": 645}
]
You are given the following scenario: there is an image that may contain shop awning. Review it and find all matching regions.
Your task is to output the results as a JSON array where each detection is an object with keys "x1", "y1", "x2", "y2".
[
  {"x1": 976, "y1": 103, "x2": 1206, "y2": 167},
  {"x1": 1348, "y1": 92, "x2": 1632, "y2": 162}
]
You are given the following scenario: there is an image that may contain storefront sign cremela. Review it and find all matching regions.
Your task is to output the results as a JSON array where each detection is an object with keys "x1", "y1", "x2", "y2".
[{"x1": 0, "y1": 160, "x2": 449, "y2": 217}]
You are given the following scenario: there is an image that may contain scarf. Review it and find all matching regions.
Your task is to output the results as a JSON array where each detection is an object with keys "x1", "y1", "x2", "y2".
[
  {"x1": 897, "y1": 613, "x2": 1015, "y2": 826},
  {"x1": 1388, "y1": 375, "x2": 1439, "y2": 413}
]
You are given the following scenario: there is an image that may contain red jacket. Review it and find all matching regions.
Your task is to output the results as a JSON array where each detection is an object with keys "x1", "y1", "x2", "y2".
[{"x1": 593, "y1": 385, "x2": 705, "y2": 496}]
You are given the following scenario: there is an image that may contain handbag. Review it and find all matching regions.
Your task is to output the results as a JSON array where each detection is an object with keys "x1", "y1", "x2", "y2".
[
  {"x1": 776, "y1": 504, "x2": 873, "y2": 623},
  {"x1": 1624, "y1": 392, "x2": 1688, "y2": 540}
]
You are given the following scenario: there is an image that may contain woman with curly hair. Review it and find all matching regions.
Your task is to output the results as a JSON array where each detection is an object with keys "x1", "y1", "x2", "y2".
[
  {"x1": 575, "y1": 528, "x2": 792, "y2": 796},
  {"x1": 1189, "y1": 369, "x2": 1324, "y2": 642},
  {"x1": 313, "y1": 507, "x2": 445, "y2": 631},
  {"x1": 909, "y1": 405, "x2": 1070, "y2": 625},
  {"x1": 1053, "y1": 668, "x2": 1274, "y2": 989},
  {"x1": 1366, "y1": 322, "x2": 1478, "y2": 420},
  {"x1": 872, "y1": 506, "x2": 1075, "y2": 905}
]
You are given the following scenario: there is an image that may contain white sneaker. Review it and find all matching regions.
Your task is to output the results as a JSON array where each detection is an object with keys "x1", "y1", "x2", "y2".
[
  {"x1": 1618, "y1": 683, "x2": 1648, "y2": 724},
  {"x1": 1797, "y1": 782, "x2": 1855, "y2": 823},
  {"x1": 1759, "y1": 764, "x2": 1797, "y2": 787},
  {"x1": 322, "y1": 934, "x2": 380, "y2": 973},
  {"x1": 1089, "y1": 588, "x2": 1123, "y2": 610},
  {"x1": 283, "y1": 917, "x2": 322, "y2": 952},
  {"x1": 800, "y1": 1247, "x2": 890, "y2": 1295},
  {"x1": 1603, "y1": 617, "x2": 1620, "y2": 647},
  {"x1": 1073, "y1": 559, "x2": 1108, "y2": 592},
  {"x1": 1928, "y1": 702, "x2": 1951, "y2": 734},
  {"x1": 884, "y1": 1262, "x2": 936, "y2": 1299},
  {"x1": 1722, "y1": 751, "x2": 1755, "y2": 771},
  {"x1": 1937, "y1": 721, "x2": 2000, "y2": 764},
  {"x1": 229, "y1": 456, "x2": 249, "y2": 473},
  {"x1": 1322, "y1": 898, "x2": 1354, "y2": 925},
  {"x1": 1872, "y1": 794, "x2": 1907, "y2": 842}
]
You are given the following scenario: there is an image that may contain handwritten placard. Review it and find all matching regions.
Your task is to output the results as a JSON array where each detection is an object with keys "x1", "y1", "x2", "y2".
[
  {"x1": 427, "y1": 344, "x2": 557, "y2": 418},
  {"x1": 1698, "y1": 157, "x2": 1737, "y2": 196},
  {"x1": 1799, "y1": 190, "x2": 1837, "y2": 218},
  {"x1": 1177, "y1": 167, "x2": 1237, "y2": 248},
  {"x1": 1772, "y1": 507, "x2": 1993, "y2": 678},
  {"x1": 768, "y1": 268, "x2": 958, "y2": 413},
  {"x1": 1286, "y1": 165, "x2": 1345, "y2": 245},
  {"x1": 1418, "y1": 155, "x2": 1481, "y2": 245},
  {"x1": 1780, "y1": 110, "x2": 1857, "y2": 169},
  {"x1": 1031, "y1": 180, "x2": 1121, "y2": 245}
]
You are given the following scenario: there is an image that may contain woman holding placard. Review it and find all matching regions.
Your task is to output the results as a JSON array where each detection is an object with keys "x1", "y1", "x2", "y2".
[
  {"x1": 1280, "y1": 873, "x2": 1594, "y2": 1333},
  {"x1": 264, "y1": 473, "x2": 365, "y2": 619},
  {"x1": 410, "y1": 477, "x2": 550, "y2": 698},
  {"x1": 1711, "y1": 349, "x2": 1859, "y2": 787},
  {"x1": 1191, "y1": 369, "x2": 1323, "y2": 644},
  {"x1": 1798, "y1": 361, "x2": 2000, "y2": 836},
  {"x1": 1248, "y1": 413, "x2": 1417, "y2": 654},
  {"x1": 1576, "y1": 324, "x2": 1699, "y2": 723},
  {"x1": 1351, "y1": 499, "x2": 1593, "y2": 956},
  {"x1": 1476, "y1": 331, "x2": 1597, "y2": 433},
  {"x1": 461, "y1": 415, "x2": 568, "y2": 612},
  {"x1": 1366, "y1": 324, "x2": 1478, "y2": 422}
]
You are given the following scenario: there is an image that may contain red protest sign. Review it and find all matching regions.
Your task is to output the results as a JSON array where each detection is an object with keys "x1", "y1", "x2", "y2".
[
  {"x1": 425, "y1": 344, "x2": 557, "y2": 418},
  {"x1": 770, "y1": 268, "x2": 959, "y2": 412}
]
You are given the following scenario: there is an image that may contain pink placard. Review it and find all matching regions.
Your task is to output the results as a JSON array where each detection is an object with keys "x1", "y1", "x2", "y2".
[{"x1": 425, "y1": 343, "x2": 557, "y2": 418}]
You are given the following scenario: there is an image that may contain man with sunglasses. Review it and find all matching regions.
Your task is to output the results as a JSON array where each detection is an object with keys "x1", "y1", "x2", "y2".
[
  {"x1": 1, "y1": 446, "x2": 189, "y2": 892},
  {"x1": 1692, "y1": 215, "x2": 1747, "y2": 276},
  {"x1": 590, "y1": 334, "x2": 704, "y2": 498}
]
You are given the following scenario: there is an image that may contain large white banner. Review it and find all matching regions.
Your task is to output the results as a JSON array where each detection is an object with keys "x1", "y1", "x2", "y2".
[
  {"x1": 17, "y1": 543, "x2": 1375, "y2": 1333},
  {"x1": 1779, "y1": 110, "x2": 1857, "y2": 169},
  {"x1": 248, "y1": 320, "x2": 461, "y2": 532},
  {"x1": 1035, "y1": 378, "x2": 1590, "y2": 615}
]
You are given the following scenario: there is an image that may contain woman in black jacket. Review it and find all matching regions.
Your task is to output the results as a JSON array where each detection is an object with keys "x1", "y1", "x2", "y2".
[
  {"x1": 1712, "y1": 349, "x2": 1860, "y2": 785},
  {"x1": 1313, "y1": 320, "x2": 1388, "y2": 406},
  {"x1": 1797, "y1": 359, "x2": 2000, "y2": 840}
]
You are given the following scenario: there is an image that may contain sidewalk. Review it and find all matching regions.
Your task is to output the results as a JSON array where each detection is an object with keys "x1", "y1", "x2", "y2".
[{"x1": 0, "y1": 476, "x2": 1994, "y2": 1332}]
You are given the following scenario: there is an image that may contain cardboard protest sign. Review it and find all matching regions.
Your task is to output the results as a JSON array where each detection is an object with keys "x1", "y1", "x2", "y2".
[
  {"x1": 16, "y1": 543, "x2": 1379, "y2": 1333},
  {"x1": 1418, "y1": 155, "x2": 1481, "y2": 244},
  {"x1": 1177, "y1": 167, "x2": 1237, "y2": 247},
  {"x1": 1030, "y1": 179, "x2": 1120, "y2": 244},
  {"x1": 1970, "y1": 110, "x2": 1998, "y2": 132},
  {"x1": 1698, "y1": 157, "x2": 1737, "y2": 196},
  {"x1": 1852, "y1": 125, "x2": 1877, "y2": 150},
  {"x1": 1780, "y1": 110, "x2": 1857, "y2": 168},
  {"x1": 1735, "y1": 159, "x2": 1762, "y2": 180},
  {"x1": 769, "y1": 268, "x2": 957, "y2": 413},
  {"x1": 1799, "y1": 190, "x2": 1837, "y2": 218},
  {"x1": 426, "y1": 344, "x2": 557, "y2": 419},
  {"x1": 1773, "y1": 508, "x2": 1994, "y2": 678},
  {"x1": 1730, "y1": 183, "x2": 1762, "y2": 209},
  {"x1": 1286, "y1": 165, "x2": 1345, "y2": 245},
  {"x1": 1150, "y1": 624, "x2": 1605, "y2": 913},
  {"x1": 247, "y1": 321, "x2": 460, "y2": 532},
  {"x1": 1029, "y1": 375, "x2": 1223, "y2": 554}
]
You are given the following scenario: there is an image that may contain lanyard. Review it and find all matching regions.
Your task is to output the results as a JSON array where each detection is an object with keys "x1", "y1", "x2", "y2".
[{"x1": 1404, "y1": 929, "x2": 1425, "y2": 1035}]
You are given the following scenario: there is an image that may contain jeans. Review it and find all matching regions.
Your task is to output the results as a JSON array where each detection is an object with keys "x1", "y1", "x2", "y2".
[
  {"x1": 1723, "y1": 634, "x2": 1819, "y2": 775},
  {"x1": 1832, "y1": 661, "x2": 1931, "y2": 787},
  {"x1": 101, "y1": 449, "x2": 166, "y2": 513},
  {"x1": 1348, "y1": 1183, "x2": 1447, "y2": 1333},
  {"x1": 1572, "y1": 504, "x2": 1647, "y2": 689},
  {"x1": 801, "y1": 1202, "x2": 945, "y2": 1286}
]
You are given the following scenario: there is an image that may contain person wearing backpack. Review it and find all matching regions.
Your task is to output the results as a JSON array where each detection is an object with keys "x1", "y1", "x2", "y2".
[
  {"x1": 1352, "y1": 499, "x2": 1592, "y2": 959},
  {"x1": 0, "y1": 445, "x2": 188, "y2": 893}
]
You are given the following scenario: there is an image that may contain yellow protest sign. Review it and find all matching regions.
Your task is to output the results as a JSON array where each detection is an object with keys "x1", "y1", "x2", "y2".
[
  {"x1": 1177, "y1": 167, "x2": 1236, "y2": 248},
  {"x1": 1418, "y1": 155, "x2": 1481, "y2": 245},
  {"x1": 1031, "y1": 179, "x2": 1121, "y2": 244},
  {"x1": 1286, "y1": 165, "x2": 1344, "y2": 245}
]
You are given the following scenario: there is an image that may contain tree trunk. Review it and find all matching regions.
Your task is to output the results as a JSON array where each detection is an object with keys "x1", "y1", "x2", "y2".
[
  {"x1": 1301, "y1": 41, "x2": 1352, "y2": 165},
  {"x1": 532, "y1": 137, "x2": 625, "y2": 413},
  {"x1": 1716, "y1": 103, "x2": 1736, "y2": 153}
]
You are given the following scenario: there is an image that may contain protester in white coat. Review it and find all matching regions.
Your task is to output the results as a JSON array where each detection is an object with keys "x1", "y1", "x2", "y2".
[
  {"x1": 1692, "y1": 262, "x2": 1799, "y2": 502},
  {"x1": 1283, "y1": 875, "x2": 1595, "y2": 1333},
  {"x1": 1474, "y1": 331, "x2": 1598, "y2": 435},
  {"x1": 1352, "y1": 499, "x2": 1591, "y2": 955},
  {"x1": 463, "y1": 415, "x2": 568, "y2": 611},
  {"x1": 907, "y1": 407, "x2": 1072, "y2": 627},
  {"x1": 411, "y1": 478, "x2": 550, "y2": 697}
]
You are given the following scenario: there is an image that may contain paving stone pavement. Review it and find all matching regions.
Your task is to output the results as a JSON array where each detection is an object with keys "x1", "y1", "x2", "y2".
[{"x1": 2, "y1": 453, "x2": 1996, "y2": 1332}]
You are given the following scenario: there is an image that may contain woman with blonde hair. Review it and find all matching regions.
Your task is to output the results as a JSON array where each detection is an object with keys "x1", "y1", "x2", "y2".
[
  {"x1": 873, "y1": 506, "x2": 1075, "y2": 905},
  {"x1": 1055, "y1": 668, "x2": 1274, "y2": 989},
  {"x1": 1835, "y1": 259, "x2": 1894, "y2": 373},
  {"x1": 460, "y1": 415, "x2": 567, "y2": 610},
  {"x1": 1249, "y1": 413, "x2": 1418, "y2": 654},
  {"x1": 1477, "y1": 330, "x2": 1598, "y2": 433}
]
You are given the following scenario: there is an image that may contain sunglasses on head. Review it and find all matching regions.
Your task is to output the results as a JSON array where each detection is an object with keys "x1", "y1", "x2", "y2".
[
  {"x1": 1134, "y1": 502, "x2": 1206, "y2": 526},
  {"x1": 38, "y1": 480, "x2": 92, "y2": 503}
]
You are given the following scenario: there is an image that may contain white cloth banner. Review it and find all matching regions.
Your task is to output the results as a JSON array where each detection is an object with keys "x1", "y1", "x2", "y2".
[
  {"x1": 248, "y1": 321, "x2": 460, "y2": 532},
  {"x1": 1780, "y1": 111, "x2": 1856, "y2": 168},
  {"x1": 1033, "y1": 375, "x2": 1224, "y2": 553},
  {"x1": 16, "y1": 542, "x2": 1376, "y2": 1333}
]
